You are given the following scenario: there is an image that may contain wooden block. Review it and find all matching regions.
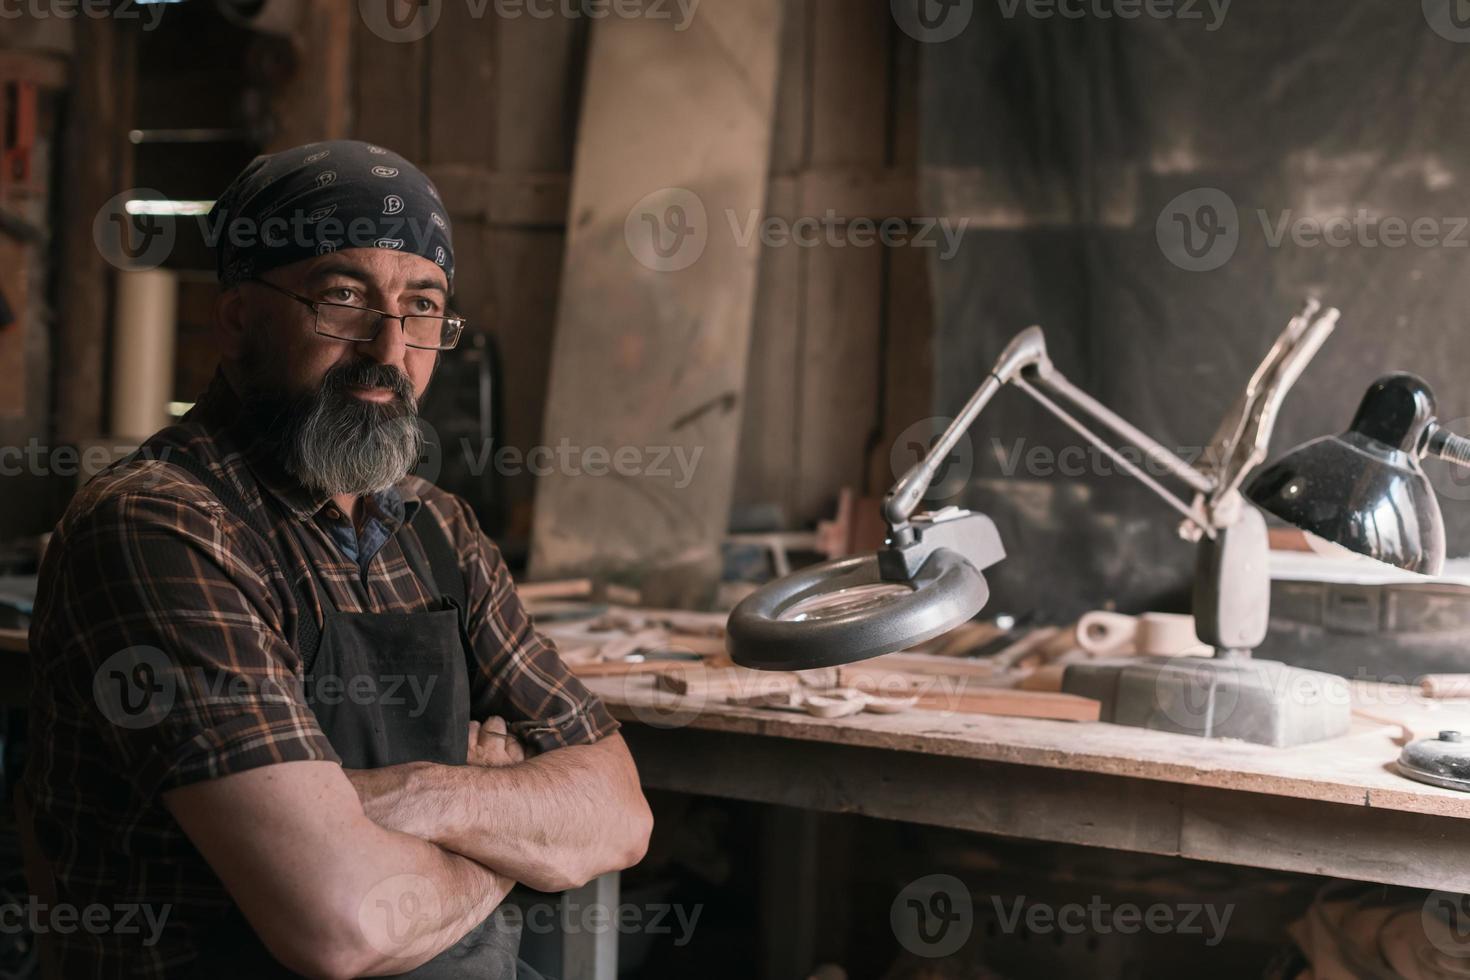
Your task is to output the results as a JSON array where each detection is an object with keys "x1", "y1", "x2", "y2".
[
  {"x1": 836, "y1": 664, "x2": 1098, "y2": 721},
  {"x1": 517, "y1": 578, "x2": 595, "y2": 603},
  {"x1": 657, "y1": 666, "x2": 801, "y2": 701},
  {"x1": 1418, "y1": 674, "x2": 1470, "y2": 699}
]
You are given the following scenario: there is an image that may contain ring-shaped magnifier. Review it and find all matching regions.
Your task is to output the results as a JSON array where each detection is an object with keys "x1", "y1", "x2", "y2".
[{"x1": 727, "y1": 510, "x2": 1006, "y2": 670}]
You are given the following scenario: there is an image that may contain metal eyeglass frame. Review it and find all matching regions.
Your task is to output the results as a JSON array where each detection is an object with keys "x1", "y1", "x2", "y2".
[{"x1": 247, "y1": 277, "x2": 467, "y2": 351}]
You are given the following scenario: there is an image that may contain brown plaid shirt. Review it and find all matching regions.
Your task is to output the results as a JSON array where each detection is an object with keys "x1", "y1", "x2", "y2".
[{"x1": 23, "y1": 370, "x2": 618, "y2": 978}]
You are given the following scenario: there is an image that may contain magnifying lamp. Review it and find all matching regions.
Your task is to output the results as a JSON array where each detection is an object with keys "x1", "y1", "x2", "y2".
[{"x1": 728, "y1": 300, "x2": 1384, "y2": 746}]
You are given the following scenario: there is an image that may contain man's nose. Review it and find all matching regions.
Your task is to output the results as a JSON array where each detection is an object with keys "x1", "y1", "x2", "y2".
[{"x1": 359, "y1": 311, "x2": 411, "y2": 367}]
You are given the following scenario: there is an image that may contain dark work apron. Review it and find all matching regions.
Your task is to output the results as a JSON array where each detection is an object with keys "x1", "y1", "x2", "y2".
[{"x1": 135, "y1": 442, "x2": 535, "y2": 979}]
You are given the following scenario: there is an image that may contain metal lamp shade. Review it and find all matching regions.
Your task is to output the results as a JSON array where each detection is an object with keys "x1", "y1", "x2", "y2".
[{"x1": 1246, "y1": 374, "x2": 1446, "y2": 575}]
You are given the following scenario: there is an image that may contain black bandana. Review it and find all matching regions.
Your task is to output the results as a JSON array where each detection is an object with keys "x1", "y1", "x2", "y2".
[{"x1": 208, "y1": 140, "x2": 455, "y2": 290}]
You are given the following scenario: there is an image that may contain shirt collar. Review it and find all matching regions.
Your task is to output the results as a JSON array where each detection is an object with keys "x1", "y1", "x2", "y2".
[{"x1": 189, "y1": 369, "x2": 422, "y2": 524}]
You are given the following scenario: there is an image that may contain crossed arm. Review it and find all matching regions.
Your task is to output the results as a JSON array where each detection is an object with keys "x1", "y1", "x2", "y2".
[
  {"x1": 165, "y1": 726, "x2": 651, "y2": 979},
  {"x1": 346, "y1": 721, "x2": 653, "y2": 894}
]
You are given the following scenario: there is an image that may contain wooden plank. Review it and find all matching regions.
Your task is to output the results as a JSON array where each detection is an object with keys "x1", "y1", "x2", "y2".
[
  {"x1": 265, "y1": 1, "x2": 352, "y2": 151},
  {"x1": 529, "y1": 0, "x2": 786, "y2": 603},
  {"x1": 425, "y1": 0, "x2": 497, "y2": 165},
  {"x1": 418, "y1": 168, "x2": 569, "y2": 227},
  {"x1": 795, "y1": 243, "x2": 884, "y2": 522},
  {"x1": 494, "y1": 10, "x2": 584, "y2": 173},
  {"x1": 0, "y1": 237, "x2": 29, "y2": 418},
  {"x1": 352, "y1": 13, "x2": 427, "y2": 158},
  {"x1": 621, "y1": 724, "x2": 1470, "y2": 892},
  {"x1": 55, "y1": 18, "x2": 133, "y2": 443},
  {"x1": 586, "y1": 676, "x2": 1470, "y2": 819},
  {"x1": 790, "y1": 0, "x2": 892, "y2": 524}
]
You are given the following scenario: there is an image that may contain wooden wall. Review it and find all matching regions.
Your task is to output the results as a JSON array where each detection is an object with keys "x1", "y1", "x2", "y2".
[
  {"x1": 734, "y1": 0, "x2": 931, "y2": 531},
  {"x1": 353, "y1": 1, "x2": 930, "y2": 549},
  {"x1": 352, "y1": 7, "x2": 587, "y2": 549}
]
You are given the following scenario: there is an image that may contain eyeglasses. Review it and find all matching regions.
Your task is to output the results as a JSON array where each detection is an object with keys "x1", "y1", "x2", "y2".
[{"x1": 248, "y1": 278, "x2": 466, "y2": 351}]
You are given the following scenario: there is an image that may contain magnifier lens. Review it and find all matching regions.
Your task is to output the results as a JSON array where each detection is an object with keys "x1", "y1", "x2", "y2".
[{"x1": 777, "y1": 582, "x2": 917, "y2": 623}]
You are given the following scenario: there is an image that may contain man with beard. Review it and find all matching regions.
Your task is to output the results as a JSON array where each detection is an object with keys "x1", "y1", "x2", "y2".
[{"x1": 23, "y1": 141, "x2": 652, "y2": 979}]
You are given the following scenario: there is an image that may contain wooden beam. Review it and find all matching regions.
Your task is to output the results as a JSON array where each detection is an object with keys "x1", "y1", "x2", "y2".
[
  {"x1": 54, "y1": 18, "x2": 134, "y2": 444},
  {"x1": 529, "y1": 0, "x2": 786, "y2": 603},
  {"x1": 266, "y1": 0, "x2": 353, "y2": 151}
]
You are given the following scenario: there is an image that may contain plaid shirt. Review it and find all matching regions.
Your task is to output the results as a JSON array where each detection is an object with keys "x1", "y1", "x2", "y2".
[{"x1": 23, "y1": 370, "x2": 618, "y2": 978}]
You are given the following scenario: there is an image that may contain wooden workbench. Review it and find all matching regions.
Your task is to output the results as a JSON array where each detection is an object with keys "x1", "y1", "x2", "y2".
[{"x1": 583, "y1": 673, "x2": 1470, "y2": 893}]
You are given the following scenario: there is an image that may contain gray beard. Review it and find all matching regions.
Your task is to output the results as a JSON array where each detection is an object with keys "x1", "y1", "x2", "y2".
[
  {"x1": 285, "y1": 392, "x2": 423, "y2": 496},
  {"x1": 237, "y1": 353, "x2": 424, "y2": 497}
]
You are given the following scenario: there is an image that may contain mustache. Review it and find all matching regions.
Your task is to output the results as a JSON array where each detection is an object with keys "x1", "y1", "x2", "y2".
[{"x1": 325, "y1": 360, "x2": 417, "y2": 407}]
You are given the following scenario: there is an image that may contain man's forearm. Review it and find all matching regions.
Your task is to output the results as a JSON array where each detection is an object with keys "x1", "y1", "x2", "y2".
[
  {"x1": 350, "y1": 735, "x2": 652, "y2": 893},
  {"x1": 350, "y1": 835, "x2": 515, "y2": 977}
]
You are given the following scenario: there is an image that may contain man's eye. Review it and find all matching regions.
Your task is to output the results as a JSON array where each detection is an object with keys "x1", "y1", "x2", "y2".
[
  {"x1": 411, "y1": 297, "x2": 440, "y2": 314},
  {"x1": 323, "y1": 287, "x2": 357, "y2": 304}
]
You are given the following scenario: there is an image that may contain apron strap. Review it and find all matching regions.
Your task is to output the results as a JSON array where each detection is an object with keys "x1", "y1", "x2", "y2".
[
  {"x1": 122, "y1": 441, "x2": 325, "y2": 674},
  {"x1": 406, "y1": 504, "x2": 467, "y2": 610}
]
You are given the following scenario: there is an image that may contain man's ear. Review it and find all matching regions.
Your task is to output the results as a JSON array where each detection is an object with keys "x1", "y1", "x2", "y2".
[{"x1": 214, "y1": 285, "x2": 248, "y2": 360}]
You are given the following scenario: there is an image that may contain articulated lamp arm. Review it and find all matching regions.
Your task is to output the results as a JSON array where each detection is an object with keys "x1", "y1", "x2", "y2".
[{"x1": 882, "y1": 325, "x2": 1220, "y2": 539}]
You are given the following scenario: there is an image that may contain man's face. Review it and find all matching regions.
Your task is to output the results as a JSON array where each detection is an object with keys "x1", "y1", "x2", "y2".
[
  {"x1": 220, "y1": 248, "x2": 452, "y2": 496},
  {"x1": 232, "y1": 247, "x2": 447, "y2": 402}
]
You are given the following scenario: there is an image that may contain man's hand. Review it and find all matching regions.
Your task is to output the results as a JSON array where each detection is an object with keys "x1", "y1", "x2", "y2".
[
  {"x1": 468, "y1": 718, "x2": 525, "y2": 768},
  {"x1": 344, "y1": 718, "x2": 525, "y2": 836},
  {"x1": 346, "y1": 734, "x2": 650, "y2": 894}
]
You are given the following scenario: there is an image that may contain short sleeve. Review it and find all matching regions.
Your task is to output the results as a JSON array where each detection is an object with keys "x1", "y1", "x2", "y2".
[
  {"x1": 448, "y1": 497, "x2": 620, "y2": 754},
  {"x1": 34, "y1": 488, "x2": 340, "y2": 800}
]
